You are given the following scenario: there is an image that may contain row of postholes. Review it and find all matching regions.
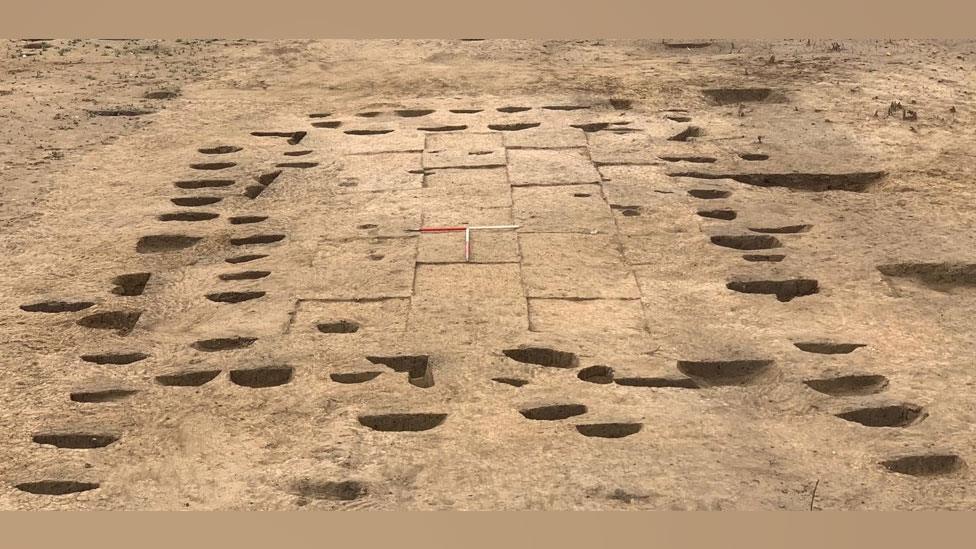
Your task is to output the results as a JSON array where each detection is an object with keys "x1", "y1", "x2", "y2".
[
  {"x1": 11, "y1": 110, "x2": 967, "y2": 502},
  {"x1": 677, "y1": 156, "x2": 966, "y2": 483},
  {"x1": 303, "y1": 106, "x2": 706, "y2": 137},
  {"x1": 14, "y1": 137, "x2": 307, "y2": 498}
]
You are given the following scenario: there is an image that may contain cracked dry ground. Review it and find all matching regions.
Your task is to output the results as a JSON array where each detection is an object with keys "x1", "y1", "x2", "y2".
[{"x1": 1, "y1": 39, "x2": 975, "y2": 510}]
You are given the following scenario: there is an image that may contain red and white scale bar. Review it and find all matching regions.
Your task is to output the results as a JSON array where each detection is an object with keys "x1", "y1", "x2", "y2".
[{"x1": 406, "y1": 225, "x2": 520, "y2": 261}]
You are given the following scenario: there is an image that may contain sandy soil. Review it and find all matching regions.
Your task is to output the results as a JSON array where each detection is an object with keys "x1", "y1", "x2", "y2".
[{"x1": 1, "y1": 39, "x2": 974, "y2": 510}]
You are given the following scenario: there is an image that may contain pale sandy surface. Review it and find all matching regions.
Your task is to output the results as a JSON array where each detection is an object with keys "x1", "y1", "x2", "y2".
[{"x1": 1, "y1": 39, "x2": 974, "y2": 510}]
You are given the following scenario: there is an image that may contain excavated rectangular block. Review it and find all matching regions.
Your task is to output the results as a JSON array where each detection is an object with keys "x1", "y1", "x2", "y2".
[
  {"x1": 409, "y1": 263, "x2": 527, "y2": 339},
  {"x1": 507, "y1": 148, "x2": 600, "y2": 186},
  {"x1": 310, "y1": 238, "x2": 417, "y2": 299},
  {"x1": 422, "y1": 167, "x2": 512, "y2": 209},
  {"x1": 587, "y1": 131, "x2": 663, "y2": 165},
  {"x1": 503, "y1": 128, "x2": 588, "y2": 149},
  {"x1": 512, "y1": 184, "x2": 615, "y2": 233},
  {"x1": 424, "y1": 132, "x2": 506, "y2": 168},
  {"x1": 416, "y1": 207, "x2": 519, "y2": 263},
  {"x1": 336, "y1": 152, "x2": 423, "y2": 193},
  {"x1": 528, "y1": 298, "x2": 648, "y2": 343},
  {"x1": 519, "y1": 233, "x2": 640, "y2": 298},
  {"x1": 287, "y1": 190, "x2": 423, "y2": 241}
]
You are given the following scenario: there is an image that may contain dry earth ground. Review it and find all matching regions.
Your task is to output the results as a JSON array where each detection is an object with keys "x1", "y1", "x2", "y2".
[{"x1": 0, "y1": 39, "x2": 974, "y2": 510}]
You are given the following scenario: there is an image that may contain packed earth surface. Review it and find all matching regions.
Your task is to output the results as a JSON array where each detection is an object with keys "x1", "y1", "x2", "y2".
[{"x1": 1, "y1": 39, "x2": 974, "y2": 510}]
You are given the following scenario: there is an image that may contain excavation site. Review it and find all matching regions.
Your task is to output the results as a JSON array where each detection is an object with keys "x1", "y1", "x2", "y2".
[{"x1": 1, "y1": 38, "x2": 974, "y2": 510}]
